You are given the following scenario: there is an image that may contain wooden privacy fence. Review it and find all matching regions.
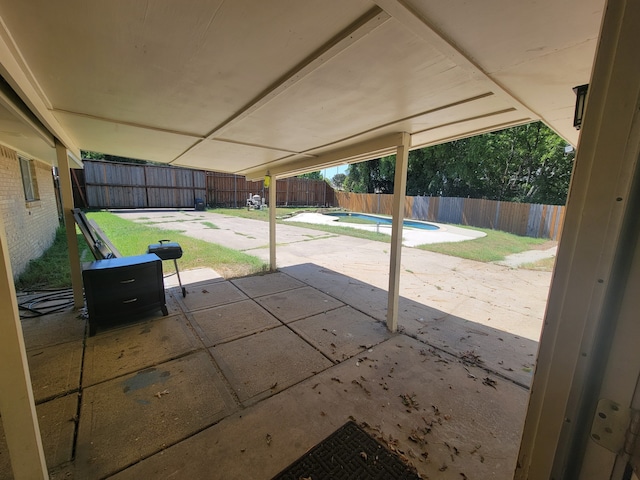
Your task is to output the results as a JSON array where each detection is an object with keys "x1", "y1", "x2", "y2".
[
  {"x1": 73, "y1": 161, "x2": 334, "y2": 209},
  {"x1": 206, "y1": 172, "x2": 335, "y2": 207},
  {"x1": 335, "y1": 192, "x2": 565, "y2": 240},
  {"x1": 81, "y1": 160, "x2": 206, "y2": 208}
]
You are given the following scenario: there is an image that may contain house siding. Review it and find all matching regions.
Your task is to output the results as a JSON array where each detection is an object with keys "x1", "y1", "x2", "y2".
[{"x1": 0, "y1": 145, "x2": 59, "y2": 278}]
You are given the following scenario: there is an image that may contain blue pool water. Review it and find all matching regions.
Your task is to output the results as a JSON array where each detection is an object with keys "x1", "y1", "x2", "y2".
[{"x1": 327, "y1": 212, "x2": 439, "y2": 231}]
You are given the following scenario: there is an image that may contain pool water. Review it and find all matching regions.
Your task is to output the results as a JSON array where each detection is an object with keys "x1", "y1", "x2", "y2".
[{"x1": 327, "y1": 213, "x2": 439, "y2": 231}]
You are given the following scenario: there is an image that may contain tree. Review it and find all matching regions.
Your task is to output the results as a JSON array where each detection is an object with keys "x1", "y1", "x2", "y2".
[
  {"x1": 331, "y1": 173, "x2": 346, "y2": 189},
  {"x1": 343, "y1": 157, "x2": 395, "y2": 193},
  {"x1": 297, "y1": 171, "x2": 323, "y2": 180},
  {"x1": 81, "y1": 150, "x2": 150, "y2": 165},
  {"x1": 344, "y1": 121, "x2": 574, "y2": 205}
]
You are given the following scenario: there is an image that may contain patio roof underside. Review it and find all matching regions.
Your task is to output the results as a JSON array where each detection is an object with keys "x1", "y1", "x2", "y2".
[{"x1": 0, "y1": 0, "x2": 602, "y2": 176}]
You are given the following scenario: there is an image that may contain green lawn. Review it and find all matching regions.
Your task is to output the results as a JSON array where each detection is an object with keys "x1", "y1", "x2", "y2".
[
  {"x1": 85, "y1": 211, "x2": 266, "y2": 278},
  {"x1": 15, "y1": 212, "x2": 267, "y2": 291},
  {"x1": 416, "y1": 226, "x2": 548, "y2": 262}
]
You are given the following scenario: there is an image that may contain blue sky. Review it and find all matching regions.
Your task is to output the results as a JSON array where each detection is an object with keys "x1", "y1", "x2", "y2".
[{"x1": 321, "y1": 164, "x2": 348, "y2": 179}]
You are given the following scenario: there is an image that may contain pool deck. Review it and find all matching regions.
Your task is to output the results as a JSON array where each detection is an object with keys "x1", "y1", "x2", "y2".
[{"x1": 283, "y1": 212, "x2": 486, "y2": 246}]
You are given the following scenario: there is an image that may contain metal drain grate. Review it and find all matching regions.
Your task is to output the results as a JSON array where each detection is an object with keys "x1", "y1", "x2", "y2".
[{"x1": 272, "y1": 421, "x2": 420, "y2": 480}]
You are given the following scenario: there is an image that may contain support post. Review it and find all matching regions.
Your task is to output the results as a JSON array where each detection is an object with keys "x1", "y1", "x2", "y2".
[
  {"x1": 269, "y1": 175, "x2": 277, "y2": 271},
  {"x1": 0, "y1": 215, "x2": 48, "y2": 479},
  {"x1": 386, "y1": 132, "x2": 410, "y2": 332},
  {"x1": 55, "y1": 139, "x2": 83, "y2": 308}
]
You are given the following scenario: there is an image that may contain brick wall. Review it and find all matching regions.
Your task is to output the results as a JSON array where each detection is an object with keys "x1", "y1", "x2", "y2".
[{"x1": 0, "y1": 145, "x2": 60, "y2": 278}]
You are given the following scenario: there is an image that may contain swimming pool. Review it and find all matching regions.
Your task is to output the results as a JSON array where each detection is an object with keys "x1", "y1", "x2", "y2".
[{"x1": 327, "y1": 213, "x2": 440, "y2": 231}]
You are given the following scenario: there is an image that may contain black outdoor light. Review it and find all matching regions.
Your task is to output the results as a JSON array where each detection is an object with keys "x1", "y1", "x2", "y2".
[{"x1": 573, "y1": 84, "x2": 589, "y2": 130}]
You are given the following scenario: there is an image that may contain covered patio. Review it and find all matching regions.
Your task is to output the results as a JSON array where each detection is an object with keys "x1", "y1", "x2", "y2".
[{"x1": 1, "y1": 0, "x2": 640, "y2": 478}]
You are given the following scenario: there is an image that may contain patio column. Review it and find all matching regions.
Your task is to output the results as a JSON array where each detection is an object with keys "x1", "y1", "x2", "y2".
[
  {"x1": 55, "y1": 139, "x2": 83, "y2": 308},
  {"x1": 268, "y1": 174, "x2": 277, "y2": 271},
  {"x1": 0, "y1": 216, "x2": 48, "y2": 479},
  {"x1": 386, "y1": 132, "x2": 410, "y2": 332}
]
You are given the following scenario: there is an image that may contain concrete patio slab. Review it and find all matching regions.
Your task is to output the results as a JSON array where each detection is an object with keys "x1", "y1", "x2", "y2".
[
  {"x1": 109, "y1": 335, "x2": 527, "y2": 480},
  {"x1": 21, "y1": 309, "x2": 85, "y2": 350},
  {"x1": 289, "y1": 306, "x2": 391, "y2": 362},
  {"x1": 83, "y1": 315, "x2": 201, "y2": 387},
  {"x1": 162, "y1": 267, "x2": 223, "y2": 289},
  {"x1": 180, "y1": 280, "x2": 248, "y2": 312},
  {"x1": 27, "y1": 341, "x2": 83, "y2": 403},
  {"x1": 75, "y1": 351, "x2": 237, "y2": 479},
  {"x1": 0, "y1": 394, "x2": 78, "y2": 478},
  {"x1": 190, "y1": 299, "x2": 281, "y2": 347},
  {"x1": 210, "y1": 326, "x2": 333, "y2": 405},
  {"x1": 231, "y1": 271, "x2": 304, "y2": 297},
  {"x1": 404, "y1": 317, "x2": 537, "y2": 387},
  {"x1": 282, "y1": 263, "x2": 538, "y2": 386},
  {"x1": 255, "y1": 286, "x2": 344, "y2": 324},
  {"x1": 36, "y1": 394, "x2": 78, "y2": 469}
]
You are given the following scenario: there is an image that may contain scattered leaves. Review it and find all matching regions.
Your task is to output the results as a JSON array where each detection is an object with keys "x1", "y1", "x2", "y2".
[
  {"x1": 352, "y1": 379, "x2": 371, "y2": 396},
  {"x1": 400, "y1": 393, "x2": 420, "y2": 411},
  {"x1": 482, "y1": 377, "x2": 497, "y2": 389},
  {"x1": 461, "y1": 350, "x2": 484, "y2": 366}
]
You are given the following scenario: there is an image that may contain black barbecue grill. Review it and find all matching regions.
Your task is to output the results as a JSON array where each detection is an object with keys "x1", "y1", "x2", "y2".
[{"x1": 147, "y1": 240, "x2": 186, "y2": 297}]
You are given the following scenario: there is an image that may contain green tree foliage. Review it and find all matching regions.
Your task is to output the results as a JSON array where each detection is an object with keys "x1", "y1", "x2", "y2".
[
  {"x1": 343, "y1": 122, "x2": 574, "y2": 205},
  {"x1": 331, "y1": 173, "x2": 346, "y2": 189},
  {"x1": 297, "y1": 171, "x2": 323, "y2": 180},
  {"x1": 344, "y1": 157, "x2": 396, "y2": 193},
  {"x1": 81, "y1": 151, "x2": 150, "y2": 165}
]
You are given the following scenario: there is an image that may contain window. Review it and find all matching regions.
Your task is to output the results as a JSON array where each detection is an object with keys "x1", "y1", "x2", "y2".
[{"x1": 19, "y1": 156, "x2": 39, "y2": 201}]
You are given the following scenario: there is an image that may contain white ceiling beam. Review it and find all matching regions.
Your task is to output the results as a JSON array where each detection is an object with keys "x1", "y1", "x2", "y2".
[
  {"x1": 372, "y1": 0, "x2": 540, "y2": 121},
  {"x1": 172, "y1": 7, "x2": 391, "y2": 165},
  {"x1": 244, "y1": 132, "x2": 406, "y2": 180}
]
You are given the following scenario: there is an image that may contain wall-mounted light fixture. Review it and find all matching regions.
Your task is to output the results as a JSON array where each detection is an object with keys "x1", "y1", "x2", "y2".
[{"x1": 573, "y1": 84, "x2": 589, "y2": 130}]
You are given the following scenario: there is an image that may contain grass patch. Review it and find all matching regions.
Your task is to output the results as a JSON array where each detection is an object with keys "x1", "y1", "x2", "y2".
[
  {"x1": 86, "y1": 211, "x2": 266, "y2": 278},
  {"x1": 16, "y1": 227, "x2": 91, "y2": 290},
  {"x1": 201, "y1": 221, "x2": 219, "y2": 229},
  {"x1": 520, "y1": 256, "x2": 556, "y2": 272},
  {"x1": 17, "y1": 212, "x2": 268, "y2": 290},
  {"x1": 417, "y1": 227, "x2": 546, "y2": 262},
  {"x1": 211, "y1": 207, "x2": 320, "y2": 221}
]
